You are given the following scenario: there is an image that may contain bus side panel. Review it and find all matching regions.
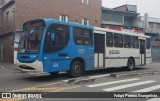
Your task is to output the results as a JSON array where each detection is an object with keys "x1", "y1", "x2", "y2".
[
  {"x1": 124, "y1": 49, "x2": 140, "y2": 66},
  {"x1": 105, "y1": 47, "x2": 120, "y2": 68},
  {"x1": 70, "y1": 27, "x2": 94, "y2": 71},
  {"x1": 70, "y1": 45, "x2": 94, "y2": 71},
  {"x1": 117, "y1": 48, "x2": 125, "y2": 66},
  {"x1": 43, "y1": 47, "x2": 72, "y2": 72}
]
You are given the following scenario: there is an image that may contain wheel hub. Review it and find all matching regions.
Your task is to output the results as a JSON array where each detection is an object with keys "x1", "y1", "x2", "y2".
[{"x1": 74, "y1": 65, "x2": 80, "y2": 73}]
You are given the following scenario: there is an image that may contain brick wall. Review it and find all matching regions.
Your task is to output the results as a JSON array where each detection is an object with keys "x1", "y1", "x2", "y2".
[
  {"x1": 15, "y1": 0, "x2": 102, "y2": 30},
  {"x1": 0, "y1": 33, "x2": 13, "y2": 63}
]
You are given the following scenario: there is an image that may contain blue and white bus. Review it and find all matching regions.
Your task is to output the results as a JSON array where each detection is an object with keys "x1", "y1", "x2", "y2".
[{"x1": 14, "y1": 19, "x2": 152, "y2": 77}]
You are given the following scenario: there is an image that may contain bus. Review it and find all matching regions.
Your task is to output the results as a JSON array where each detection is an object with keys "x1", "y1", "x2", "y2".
[{"x1": 14, "y1": 19, "x2": 152, "y2": 78}]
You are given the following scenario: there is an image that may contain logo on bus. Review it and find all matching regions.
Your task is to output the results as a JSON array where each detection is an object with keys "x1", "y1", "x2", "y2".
[
  {"x1": 109, "y1": 50, "x2": 120, "y2": 55},
  {"x1": 78, "y1": 49, "x2": 85, "y2": 54}
]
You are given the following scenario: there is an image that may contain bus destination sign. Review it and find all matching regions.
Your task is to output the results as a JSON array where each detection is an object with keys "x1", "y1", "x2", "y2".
[{"x1": 23, "y1": 19, "x2": 45, "y2": 29}]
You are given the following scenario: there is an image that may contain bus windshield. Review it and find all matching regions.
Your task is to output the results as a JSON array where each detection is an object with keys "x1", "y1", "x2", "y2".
[{"x1": 19, "y1": 28, "x2": 44, "y2": 53}]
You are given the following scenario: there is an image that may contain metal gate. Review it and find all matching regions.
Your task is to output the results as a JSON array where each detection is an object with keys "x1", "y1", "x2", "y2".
[
  {"x1": 152, "y1": 47, "x2": 160, "y2": 60},
  {"x1": 0, "y1": 39, "x2": 3, "y2": 62}
]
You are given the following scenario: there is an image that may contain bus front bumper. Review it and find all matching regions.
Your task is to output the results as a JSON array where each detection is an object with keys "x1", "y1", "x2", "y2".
[{"x1": 16, "y1": 60, "x2": 44, "y2": 73}]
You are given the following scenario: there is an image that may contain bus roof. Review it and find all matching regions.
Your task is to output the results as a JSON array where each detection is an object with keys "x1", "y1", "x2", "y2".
[
  {"x1": 43, "y1": 18, "x2": 93, "y2": 29},
  {"x1": 94, "y1": 27, "x2": 150, "y2": 38},
  {"x1": 23, "y1": 18, "x2": 150, "y2": 38},
  {"x1": 23, "y1": 18, "x2": 93, "y2": 30}
]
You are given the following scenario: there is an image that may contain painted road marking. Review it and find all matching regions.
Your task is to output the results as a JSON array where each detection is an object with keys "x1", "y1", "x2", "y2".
[
  {"x1": 87, "y1": 78, "x2": 139, "y2": 88},
  {"x1": 49, "y1": 86, "x2": 80, "y2": 92},
  {"x1": 0, "y1": 85, "x2": 79, "y2": 101},
  {"x1": 62, "y1": 77, "x2": 85, "y2": 83},
  {"x1": 11, "y1": 81, "x2": 80, "y2": 92},
  {"x1": 12, "y1": 87, "x2": 79, "y2": 92},
  {"x1": 0, "y1": 98, "x2": 22, "y2": 101},
  {"x1": 146, "y1": 98, "x2": 160, "y2": 101},
  {"x1": 133, "y1": 84, "x2": 160, "y2": 92},
  {"x1": 11, "y1": 82, "x2": 63, "y2": 92},
  {"x1": 103, "y1": 80, "x2": 156, "y2": 92},
  {"x1": 0, "y1": 65, "x2": 5, "y2": 69},
  {"x1": 62, "y1": 74, "x2": 111, "y2": 83},
  {"x1": 89, "y1": 74, "x2": 111, "y2": 79}
]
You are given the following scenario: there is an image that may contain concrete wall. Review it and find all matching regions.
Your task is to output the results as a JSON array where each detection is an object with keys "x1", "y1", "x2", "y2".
[{"x1": 0, "y1": 4, "x2": 15, "y2": 35}]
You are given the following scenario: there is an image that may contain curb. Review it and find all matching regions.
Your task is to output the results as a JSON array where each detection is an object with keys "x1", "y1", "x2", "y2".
[{"x1": 111, "y1": 71, "x2": 160, "y2": 79}]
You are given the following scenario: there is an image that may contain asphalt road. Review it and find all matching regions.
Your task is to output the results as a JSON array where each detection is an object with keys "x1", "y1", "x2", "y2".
[{"x1": 0, "y1": 61, "x2": 160, "y2": 101}]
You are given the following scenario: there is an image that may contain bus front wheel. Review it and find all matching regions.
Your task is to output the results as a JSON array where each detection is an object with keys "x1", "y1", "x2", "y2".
[
  {"x1": 127, "y1": 58, "x2": 135, "y2": 71},
  {"x1": 70, "y1": 61, "x2": 83, "y2": 78}
]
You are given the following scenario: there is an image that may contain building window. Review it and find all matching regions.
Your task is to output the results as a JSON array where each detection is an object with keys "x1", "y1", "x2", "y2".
[
  {"x1": 59, "y1": 15, "x2": 68, "y2": 22},
  {"x1": 82, "y1": 18, "x2": 89, "y2": 26},
  {"x1": 149, "y1": 22, "x2": 154, "y2": 29},
  {"x1": 102, "y1": 13, "x2": 124, "y2": 24},
  {"x1": 82, "y1": 0, "x2": 89, "y2": 4},
  {"x1": 6, "y1": 11, "x2": 9, "y2": 26}
]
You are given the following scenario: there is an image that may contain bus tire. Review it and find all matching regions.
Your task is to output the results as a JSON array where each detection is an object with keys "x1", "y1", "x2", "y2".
[
  {"x1": 127, "y1": 58, "x2": 135, "y2": 71},
  {"x1": 49, "y1": 72, "x2": 59, "y2": 77},
  {"x1": 70, "y1": 61, "x2": 83, "y2": 78}
]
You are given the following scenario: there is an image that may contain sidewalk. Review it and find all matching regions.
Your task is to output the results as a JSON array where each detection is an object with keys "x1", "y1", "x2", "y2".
[
  {"x1": 0, "y1": 62, "x2": 18, "y2": 69},
  {"x1": 152, "y1": 60, "x2": 160, "y2": 63}
]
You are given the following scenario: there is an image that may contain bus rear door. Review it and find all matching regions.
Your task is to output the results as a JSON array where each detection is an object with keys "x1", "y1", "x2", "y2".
[{"x1": 140, "y1": 39, "x2": 146, "y2": 65}]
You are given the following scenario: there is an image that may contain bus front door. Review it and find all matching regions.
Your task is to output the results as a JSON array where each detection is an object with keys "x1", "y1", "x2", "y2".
[
  {"x1": 94, "y1": 33, "x2": 105, "y2": 68},
  {"x1": 140, "y1": 39, "x2": 146, "y2": 65}
]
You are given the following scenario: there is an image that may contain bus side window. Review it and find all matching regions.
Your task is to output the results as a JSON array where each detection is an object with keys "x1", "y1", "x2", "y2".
[
  {"x1": 132, "y1": 36, "x2": 139, "y2": 49},
  {"x1": 44, "y1": 24, "x2": 70, "y2": 53},
  {"x1": 124, "y1": 35, "x2": 131, "y2": 48},
  {"x1": 114, "y1": 33, "x2": 123, "y2": 48},
  {"x1": 73, "y1": 27, "x2": 92, "y2": 46},
  {"x1": 106, "y1": 32, "x2": 113, "y2": 47},
  {"x1": 74, "y1": 28, "x2": 83, "y2": 45},
  {"x1": 146, "y1": 38, "x2": 151, "y2": 49},
  {"x1": 82, "y1": 29, "x2": 92, "y2": 45}
]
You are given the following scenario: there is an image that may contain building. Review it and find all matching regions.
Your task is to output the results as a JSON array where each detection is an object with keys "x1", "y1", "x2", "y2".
[
  {"x1": 102, "y1": 5, "x2": 143, "y2": 33},
  {"x1": 0, "y1": 0, "x2": 15, "y2": 63},
  {"x1": 0, "y1": 0, "x2": 102, "y2": 63},
  {"x1": 138, "y1": 13, "x2": 160, "y2": 60}
]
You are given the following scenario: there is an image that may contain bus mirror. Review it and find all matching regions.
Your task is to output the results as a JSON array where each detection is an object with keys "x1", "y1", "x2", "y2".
[
  {"x1": 13, "y1": 30, "x2": 24, "y2": 44},
  {"x1": 51, "y1": 32, "x2": 55, "y2": 41}
]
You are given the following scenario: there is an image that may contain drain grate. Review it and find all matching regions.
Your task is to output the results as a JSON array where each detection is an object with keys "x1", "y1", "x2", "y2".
[{"x1": 67, "y1": 78, "x2": 96, "y2": 85}]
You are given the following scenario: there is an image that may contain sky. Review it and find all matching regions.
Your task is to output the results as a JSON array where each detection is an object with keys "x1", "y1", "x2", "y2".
[{"x1": 102, "y1": 0, "x2": 160, "y2": 18}]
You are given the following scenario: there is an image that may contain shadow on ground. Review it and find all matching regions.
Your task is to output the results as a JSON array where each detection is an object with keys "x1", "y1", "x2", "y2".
[{"x1": 20, "y1": 66, "x2": 149, "y2": 82}]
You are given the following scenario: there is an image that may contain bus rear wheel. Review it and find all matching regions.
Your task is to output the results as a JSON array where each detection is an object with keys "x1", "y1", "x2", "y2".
[
  {"x1": 127, "y1": 58, "x2": 135, "y2": 71},
  {"x1": 70, "y1": 61, "x2": 83, "y2": 78}
]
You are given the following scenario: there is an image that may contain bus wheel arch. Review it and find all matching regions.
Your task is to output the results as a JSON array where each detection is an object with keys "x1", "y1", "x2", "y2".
[
  {"x1": 70, "y1": 57, "x2": 85, "y2": 78},
  {"x1": 126, "y1": 57, "x2": 135, "y2": 71}
]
